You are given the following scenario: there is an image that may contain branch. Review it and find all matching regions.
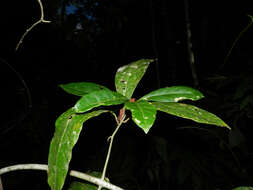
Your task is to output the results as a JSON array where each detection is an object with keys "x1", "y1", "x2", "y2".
[
  {"x1": 219, "y1": 15, "x2": 253, "y2": 71},
  {"x1": 15, "y1": 0, "x2": 51, "y2": 51},
  {"x1": 0, "y1": 164, "x2": 124, "y2": 190}
]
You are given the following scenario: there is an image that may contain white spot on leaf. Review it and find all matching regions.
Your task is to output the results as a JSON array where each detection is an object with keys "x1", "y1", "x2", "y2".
[
  {"x1": 117, "y1": 65, "x2": 127, "y2": 72},
  {"x1": 74, "y1": 105, "x2": 78, "y2": 109},
  {"x1": 174, "y1": 97, "x2": 187, "y2": 102},
  {"x1": 135, "y1": 119, "x2": 141, "y2": 124},
  {"x1": 130, "y1": 65, "x2": 138, "y2": 69}
]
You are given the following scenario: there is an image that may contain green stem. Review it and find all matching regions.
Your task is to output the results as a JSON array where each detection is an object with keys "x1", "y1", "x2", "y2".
[{"x1": 98, "y1": 113, "x2": 126, "y2": 190}]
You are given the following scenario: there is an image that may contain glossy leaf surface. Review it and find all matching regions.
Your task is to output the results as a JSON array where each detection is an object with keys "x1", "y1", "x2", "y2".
[
  {"x1": 140, "y1": 86, "x2": 204, "y2": 102},
  {"x1": 125, "y1": 101, "x2": 157, "y2": 133},
  {"x1": 115, "y1": 59, "x2": 153, "y2": 99},
  {"x1": 152, "y1": 102, "x2": 230, "y2": 129},
  {"x1": 48, "y1": 109, "x2": 108, "y2": 190},
  {"x1": 59, "y1": 82, "x2": 108, "y2": 96},
  {"x1": 74, "y1": 89, "x2": 128, "y2": 113}
]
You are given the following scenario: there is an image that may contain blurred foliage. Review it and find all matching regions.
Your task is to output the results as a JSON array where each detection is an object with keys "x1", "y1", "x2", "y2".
[
  {"x1": 197, "y1": 69, "x2": 253, "y2": 189},
  {"x1": 206, "y1": 72, "x2": 253, "y2": 124}
]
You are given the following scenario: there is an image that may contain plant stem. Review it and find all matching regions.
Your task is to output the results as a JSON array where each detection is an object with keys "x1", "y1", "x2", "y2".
[
  {"x1": 16, "y1": 0, "x2": 51, "y2": 51},
  {"x1": 219, "y1": 15, "x2": 253, "y2": 71},
  {"x1": 98, "y1": 113, "x2": 126, "y2": 190},
  {"x1": 0, "y1": 164, "x2": 124, "y2": 190}
]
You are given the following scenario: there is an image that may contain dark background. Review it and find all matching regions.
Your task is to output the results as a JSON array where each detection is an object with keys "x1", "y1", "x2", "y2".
[{"x1": 1, "y1": 0, "x2": 253, "y2": 189}]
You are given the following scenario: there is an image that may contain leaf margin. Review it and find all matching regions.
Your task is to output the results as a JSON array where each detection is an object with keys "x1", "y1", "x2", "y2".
[
  {"x1": 140, "y1": 86, "x2": 204, "y2": 102},
  {"x1": 125, "y1": 100, "x2": 157, "y2": 134},
  {"x1": 151, "y1": 102, "x2": 230, "y2": 130},
  {"x1": 74, "y1": 89, "x2": 128, "y2": 113},
  {"x1": 48, "y1": 108, "x2": 109, "y2": 190},
  {"x1": 59, "y1": 82, "x2": 108, "y2": 96},
  {"x1": 115, "y1": 59, "x2": 154, "y2": 99}
]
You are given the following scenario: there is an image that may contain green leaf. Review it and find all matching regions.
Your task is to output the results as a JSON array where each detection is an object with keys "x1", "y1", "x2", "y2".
[
  {"x1": 48, "y1": 109, "x2": 108, "y2": 190},
  {"x1": 125, "y1": 101, "x2": 157, "y2": 134},
  {"x1": 151, "y1": 102, "x2": 230, "y2": 129},
  {"x1": 115, "y1": 59, "x2": 153, "y2": 99},
  {"x1": 59, "y1": 82, "x2": 108, "y2": 96},
  {"x1": 74, "y1": 89, "x2": 128, "y2": 113},
  {"x1": 85, "y1": 171, "x2": 109, "y2": 180},
  {"x1": 232, "y1": 187, "x2": 253, "y2": 190},
  {"x1": 68, "y1": 181, "x2": 98, "y2": 190},
  {"x1": 68, "y1": 172, "x2": 109, "y2": 190},
  {"x1": 140, "y1": 86, "x2": 204, "y2": 102}
]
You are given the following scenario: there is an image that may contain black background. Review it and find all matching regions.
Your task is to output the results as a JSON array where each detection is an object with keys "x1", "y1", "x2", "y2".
[{"x1": 1, "y1": 0, "x2": 253, "y2": 189}]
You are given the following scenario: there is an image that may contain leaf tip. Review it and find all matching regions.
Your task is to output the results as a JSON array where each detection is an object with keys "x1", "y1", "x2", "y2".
[
  {"x1": 224, "y1": 123, "x2": 231, "y2": 130},
  {"x1": 58, "y1": 84, "x2": 65, "y2": 90},
  {"x1": 143, "y1": 129, "x2": 149, "y2": 134}
]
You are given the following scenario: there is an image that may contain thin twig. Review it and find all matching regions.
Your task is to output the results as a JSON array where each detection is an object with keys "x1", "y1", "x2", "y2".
[
  {"x1": 219, "y1": 15, "x2": 253, "y2": 71},
  {"x1": 110, "y1": 111, "x2": 120, "y2": 125},
  {"x1": 15, "y1": 0, "x2": 51, "y2": 51},
  {"x1": 98, "y1": 114, "x2": 127, "y2": 190},
  {"x1": 0, "y1": 164, "x2": 124, "y2": 190}
]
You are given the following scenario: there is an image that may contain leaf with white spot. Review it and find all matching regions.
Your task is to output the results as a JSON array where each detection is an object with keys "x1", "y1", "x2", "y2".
[
  {"x1": 125, "y1": 101, "x2": 157, "y2": 134},
  {"x1": 74, "y1": 89, "x2": 128, "y2": 113},
  {"x1": 151, "y1": 102, "x2": 230, "y2": 129},
  {"x1": 140, "y1": 86, "x2": 204, "y2": 102},
  {"x1": 59, "y1": 82, "x2": 108, "y2": 96},
  {"x1": 115, "y1": 59, "x2": 154, "y2": 99},
  {"x1": 48, "y1": 108, "x2": 109, "y2": 190}
]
